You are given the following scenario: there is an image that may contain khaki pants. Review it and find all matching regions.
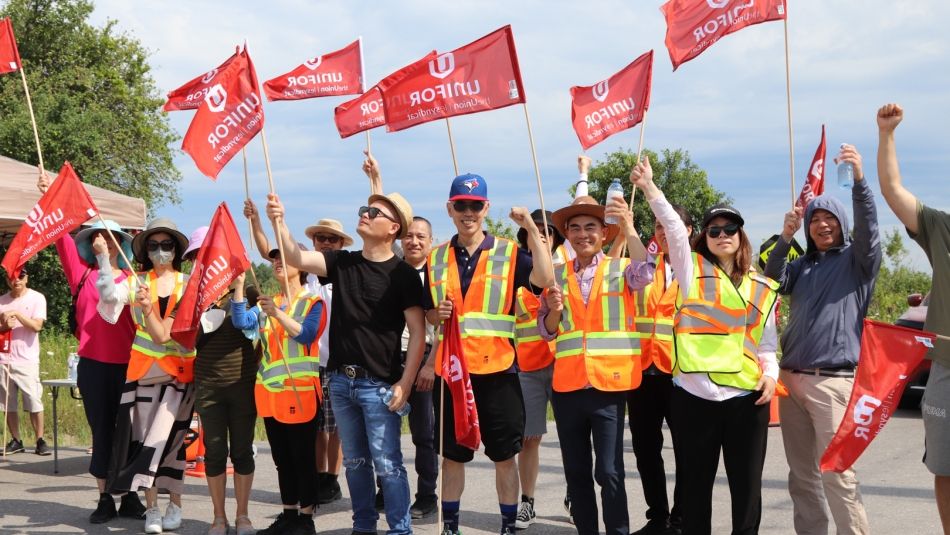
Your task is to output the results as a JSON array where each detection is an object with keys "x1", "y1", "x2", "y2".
[{"x1": 779, "y1": 370, "x2": 871, "y2": 535}]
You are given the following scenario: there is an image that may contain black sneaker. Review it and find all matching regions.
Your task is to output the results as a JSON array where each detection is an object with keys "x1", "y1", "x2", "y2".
[
  {"x1": 410, "y1": 495, "x2": 438, "y2": 519},
  {"x1": 632, "y1": 519, "x2": 675, "y2": 535},
  {"x1": 4, "y1": 437, "x2": 24, "y2": 454},
  {"x1": 563, "y1": 493, "x2": 573, "y2": 525},
  {"x1": 34, "y1": 437, "x2": 51, "y2": 456},
  {"x1": 440, "y1": 527, "x2": 462, "y2": 535},
  {"x1": 89, "y1": 493, "x2": 117, "y2": 524},
  {"x1": 293, "y1": 514, "x2": 316, "y2": 535},
  {"x1": 374, "y1": 489, "x2": 384, "y2": 512},
  {"x1": 515, "y1": 499, "x2": 536, "y2": 529},
  {"x1": 316, "y1": 474, "x2": 343, "y2": 504},
  {"x1": 118, "y1": 492, "x2": 146, "y2": 519},
  {"x1": 258, "y1": 510, "x2": 299, "y2": 535}
]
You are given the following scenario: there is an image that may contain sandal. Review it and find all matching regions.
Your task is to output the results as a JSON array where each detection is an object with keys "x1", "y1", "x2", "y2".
[
  {"x1": 235, "y1": 515, "x2": 255, "y2": 535},
  {"x1": 207, "y1": 516, "x2": 229, "y2": 535}
]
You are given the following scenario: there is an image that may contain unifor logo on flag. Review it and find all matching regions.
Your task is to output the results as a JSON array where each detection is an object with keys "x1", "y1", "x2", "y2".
[
  {"x1": 1, "y1": 162, "x2": 98, "y2": 280},
  {"x1": 570, "y1": 50, "x2": 654, "y2": 150},
  {"x1": 820, "y1": 320, "x2": 937, "y2": 473},
  {"x1": 164, "y1": 49, "x2": 243, "y2": 112},
  {"x1": 439, "y1": 308, "x2": 481, "y2": 450},
  {"x1": 796, "y1": 125, "x2": 827, "y2": 210},
  {"x1": 263, "y1": 39, "x2": 363, "y2": 101},
  {"x1": 378, "y1": 25, "x2": 526, "y2": 132},
  {"x1": 660, "y1": 0, "x2": 787, "y2": 70},
  {"x1": 0, "y1": 17, "x2": 22, "y2": 74},
  {"x1": 170, "y1": 202, "x2": 250, "y2": 350},
  {"x1": 181, "y1": 46, "x2": 264, "y2": 180}
]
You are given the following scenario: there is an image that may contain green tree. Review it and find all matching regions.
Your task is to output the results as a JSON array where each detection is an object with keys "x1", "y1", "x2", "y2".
[
  {"x1": 582, "y1": 147, "x2": 730, "y2": 239},
  {"x1": 485, "y1": 213, "x2": 516, "y2": 241},
  {"x1": 867, "y1": 229, "x2": 931, "y2": 323}
]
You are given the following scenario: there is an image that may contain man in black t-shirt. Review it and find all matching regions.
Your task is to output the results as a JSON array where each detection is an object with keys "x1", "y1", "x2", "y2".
[{"x1": 267, "y1": 191, "x2": 425, "y2": 535}]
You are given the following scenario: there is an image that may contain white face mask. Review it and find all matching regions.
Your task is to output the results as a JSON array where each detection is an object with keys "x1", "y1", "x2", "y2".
[{"x1": 148, "y1": 249, "x2": 174, "y2": 266}]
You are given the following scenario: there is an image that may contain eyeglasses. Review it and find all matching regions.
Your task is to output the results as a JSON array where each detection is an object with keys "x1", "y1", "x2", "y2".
[
  {"x1": 706, "y1": 223, "x2": 740, "y2": 238},
  {"x1": 452, "y1": 200, "x2": 485, "y2": 213},
  {"x1": 313, "y1": 234, "x2": 342, "y2": 244},
  {"x1": 358, "y1": 206, "x2": 397, "y2": 222},
  {"x1": 16, "y1": 272, "x2": 27, "y2": 280},
  {"x1": 146, "y1": 239, "x2": 176, "y2": 252}
]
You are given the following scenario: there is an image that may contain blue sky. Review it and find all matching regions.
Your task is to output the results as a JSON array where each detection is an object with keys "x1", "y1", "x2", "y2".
[{"x1": 91, "y1": 1, "x2": 949, "y2": 273}]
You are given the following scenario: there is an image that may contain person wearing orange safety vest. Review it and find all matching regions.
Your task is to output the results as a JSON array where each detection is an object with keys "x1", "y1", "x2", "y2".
[
  {"x1": 626, "y1": 205, "x2": 694, "y2": 535},
  {"x1": 95, "y1": 218, "x2": 196, "y2": 534},
  {"x1": 536, "y1": 194, "x2": 654, "y2": 535},
  {"x1": 632, "y1": 156, "x2": 780, "y2": 535},
  {"x1": 422, "y1": 174, "x2": 554, "y2": 535}
]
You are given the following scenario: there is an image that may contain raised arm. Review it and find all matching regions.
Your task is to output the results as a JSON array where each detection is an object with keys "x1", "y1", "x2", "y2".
[
  {"x1": 363, "y1": 150, "x2": 383, "y2": 196},
  {"x1": 840, "y1": 144, "x2": 881, "y2": 279},
  {"x1": 243, "y1": 198, "x2": 272, "y2": 259},
  {"x1": 605, "y1": 195, "x2": 647, "y2": 262},
  {"x1": 764, "y1": 206, "x2": 802, "y2": 293},
  {"x1": 135, "y1": 285, "x2": 173, "y2": 344},
  {"x1": 510, "y1": 207, "x2": 555, "y2": 288},
  {"x1": 265, "y1": 193, "x2": 327, "y2": 277},
  {"x1": 876, "y1": 103, "x2": 919, "y2": 234},
  {"x1": 575, "y1": 154, "x2": 591, "y2": 198}
]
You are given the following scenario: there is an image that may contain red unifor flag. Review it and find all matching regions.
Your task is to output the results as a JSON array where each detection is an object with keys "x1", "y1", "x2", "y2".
[
  {"x1": 164, "y1": 48, "x2": 243, "y2": 112},
  {"x1": 0, "y1": 17, "x2": 21, "y2": 74},
  {"x1": 820, "y1": 320, "x2": 937, "y2": 473},
  {"x1": 440, "y1": 308, "x2": 481, "y2": 450},
  {"x1": 264, "y1": 38, "x2": 363, "y2": 101},
  {"x1": 379, "y1": 25, "x2": 526, "y2": 132},
  {"x1": 1, "y1": 162, "x2": 98, "y2": 280},
  {"x1": 570, "y1": 50, "x2": 654, "y2": 150},
  {"x1": 181, "y1": 47, "x2": 264, "y2": 180},
  {"x1": 171, "y1": 202, "x2": 250, "y2": 350},
  {"x1": 660, "y1": 0, "x2": 786, "y2": 70},
  {"x1": 795, "y1": 125, "x2": 827, "y2": 210}
]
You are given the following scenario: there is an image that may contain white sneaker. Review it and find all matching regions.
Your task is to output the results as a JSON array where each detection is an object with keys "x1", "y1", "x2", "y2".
[
  {"x1": 162, "y1": 502, "x2": 182, "y2": 531},
  {"x1": 144, "y1": 506, "x2": 163, "y2": 534}
]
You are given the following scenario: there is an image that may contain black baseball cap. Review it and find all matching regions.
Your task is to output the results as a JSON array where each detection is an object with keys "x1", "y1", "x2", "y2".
[{"x1": 701, "y1": 204, "x2": 745, "y2": 228}]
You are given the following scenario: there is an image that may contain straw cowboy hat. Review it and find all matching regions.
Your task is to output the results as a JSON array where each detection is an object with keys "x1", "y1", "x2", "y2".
[
  {"x1": 303, "y1": 218, "x2": 354, "y2": 247},
  {"x1": 552, "y1": 196, "x2": 620, "y2": 243},
  {"x1": 367, "y1": 192, "x2": 413, "y2": 240}
]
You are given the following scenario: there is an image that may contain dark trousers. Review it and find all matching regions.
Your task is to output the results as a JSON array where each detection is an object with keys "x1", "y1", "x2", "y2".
[
  {"x1": 627, "y1": 373, "x2": 682, "y2": 526},
  {"x1": 194, "y1": 380, "x2": 257, "y2": 476},
  {"x1": 408, "y1": 385, "x2": 437, "y2": 499},
  {"x1": 552, "y1": 389, "x2": 629, "y2": 535},
  {"x1": 76, "y1": 357, "x2": 128, "y2": 479},
  {"x1": 263, "y1": 415, "x2": 319, "y2": 508},
  {"x1": 670, "y1": 387, "x2": 769, "y2": 535}
]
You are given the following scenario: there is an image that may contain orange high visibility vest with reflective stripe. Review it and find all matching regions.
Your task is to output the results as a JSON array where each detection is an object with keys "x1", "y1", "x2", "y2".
[
  {"x1": 514, "y1": 287, "x2": 554, "y2": 371},
  {"x1": 552, "y1": 256, "x2": 642, "y2": 393},
  {"x1": 673, "y1": 253, "x2": 778, "y2": 390},
  {"x1": 254, "y1": 289, "x2": 325, "y2": 424},
  {"x1": 633, "y1": 256, "x2": 676, "y2": 374},
  {"x1": 429, "y1": 237, "x2": 517, "y2": 375},
  {"x1": 127, "y1": 271, "x2": 196, "y2": 383}
]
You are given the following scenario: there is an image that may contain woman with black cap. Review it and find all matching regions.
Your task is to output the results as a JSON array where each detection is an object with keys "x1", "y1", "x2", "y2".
[{"x1": 631, "y1": 156, "x2": 779, "y2": 535}]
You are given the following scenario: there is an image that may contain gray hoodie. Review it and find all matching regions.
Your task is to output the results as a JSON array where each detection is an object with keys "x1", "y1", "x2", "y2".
[{"x1": 764, "y1": 178, "x2": 881, "y2": 370}]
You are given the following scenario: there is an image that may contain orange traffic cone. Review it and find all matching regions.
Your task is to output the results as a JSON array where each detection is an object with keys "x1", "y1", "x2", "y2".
[
  {"x1": 185, "y1": 415, "x2": 208, "y2": 478},
  {"x1": 769, "y1": 395, "x2": 781, "y2": 427}
]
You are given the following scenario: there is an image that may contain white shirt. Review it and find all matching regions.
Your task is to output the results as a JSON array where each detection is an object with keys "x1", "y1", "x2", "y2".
[{"x1": 305, "y1": 273, "x2": 333, "y2": 367}]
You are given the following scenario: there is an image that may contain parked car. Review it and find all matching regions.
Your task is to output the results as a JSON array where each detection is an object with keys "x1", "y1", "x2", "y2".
[{"x1": 895, "y1": 292, "x2": 931, "y2": 408}]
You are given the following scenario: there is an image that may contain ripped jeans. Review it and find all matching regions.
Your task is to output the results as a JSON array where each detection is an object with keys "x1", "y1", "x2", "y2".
[{"x1": 328, "y1": 372, "x2": 411, "y2": 534}]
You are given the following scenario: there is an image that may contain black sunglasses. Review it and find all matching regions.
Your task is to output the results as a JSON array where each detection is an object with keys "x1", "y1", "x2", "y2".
[
  {"x1": 453, "y1": 200, "x2": 485, "y2": 213},
  {"x1": 313, "y1": 234, "x2": 342, "y2": 244},
  {"x1": 358, "y1": 206, "x2": 397, "y2": 222},
  {"x1": 706, "y1": 223, "x2": 740, "y2": 238},
  {"x1": 146, "y1": 239, "x2": 176, "y2": 252}
]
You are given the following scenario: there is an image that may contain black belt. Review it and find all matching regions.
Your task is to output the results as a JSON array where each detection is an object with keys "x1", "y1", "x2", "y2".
[
  {"x1": 790, "y1": 367, "x2": 855, "y2": 378},
  {"x1": 336, "y1": 365, "x2": 372, "y2": 379}
]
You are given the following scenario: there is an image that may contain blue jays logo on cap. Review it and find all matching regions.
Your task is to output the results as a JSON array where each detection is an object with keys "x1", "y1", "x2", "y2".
[{"x1": 448, "y1": 173, "x2": 488, "y2": 201}]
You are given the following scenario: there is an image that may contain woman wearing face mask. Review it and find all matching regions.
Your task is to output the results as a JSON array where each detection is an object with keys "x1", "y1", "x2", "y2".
[
  {"x1": 96, "y1": 217, "x2": 196, "y2": 534},
  {"x1": 631, "y1": 157, "x2": 779, "y2": 535}
]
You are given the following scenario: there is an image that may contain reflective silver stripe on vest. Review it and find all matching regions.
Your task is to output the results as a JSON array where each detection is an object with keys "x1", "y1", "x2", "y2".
[
  {"x1": 485, "y1": 240, "x2": 514, "y2": 314},
  {"x1": 653, "y1": 323, "x2": 674, "y2": 336},
  {"x1": 604, "y1": 259, "x2": 624, "y2": 332},
  {"x1": 554, "y1": 266, "x2": 575, "y2": 333},
  {"x1": 555, "y1": 335, "x2": 585, "y2": 356},
  {"x1": 585, "y1": 336, "x2": 641, "y2": 353},
  {"x1": 460, "y1": 316, "x2": 515, "y2": 337},
  {"x1": 677, "y1": 303, "x2": 743, "y2": 330},
  {"x1": 429, "y1": 245, "x2": 451, "y2": 304},
  {"x1": 258, "y1": 359, "x2": 320, "y2": 389},
  {"x1": 634, "y1": 319, "x2": 655, "y2": 335}
]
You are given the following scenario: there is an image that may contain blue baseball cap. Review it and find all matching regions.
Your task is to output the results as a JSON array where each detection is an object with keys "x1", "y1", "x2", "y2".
[{"x1": 448, "y1": 173, "x2": 488, "y2": 201}]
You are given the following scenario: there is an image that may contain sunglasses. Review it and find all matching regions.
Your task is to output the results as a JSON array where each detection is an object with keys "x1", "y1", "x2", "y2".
[
  {"x1": 146, "y1": 239, "x2": 176, "y2": 252},
  {"x1": 706, "y1": 223, "x2": 740, "y2": 238},
  {"x1": 452, "y1": 200, "x2": 485, "y2": 213},
  {"x1": 358, "y1": 206, "x2": 397, "y2": 222},
  {"x1": 313, "y1": 234, "x2": 342, "y2": 244}
]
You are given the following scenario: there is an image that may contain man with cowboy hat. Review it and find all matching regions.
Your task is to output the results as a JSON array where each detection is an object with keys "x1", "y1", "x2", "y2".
[
  {"x1": 537, "y1": 194, "x2": 653, "y2": 535},
  {"x1": 265, "y1": 189, "x2": 427, "y2": 535}
]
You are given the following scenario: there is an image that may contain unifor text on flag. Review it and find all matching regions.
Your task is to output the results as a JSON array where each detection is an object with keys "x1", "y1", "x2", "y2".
[
  {"x1": 570, "y1": 50, "x2": 654, "y2": 150},
  {"x1": 1, "y1": 162, "x2": 98, "y2": 279},
  {"x1": 264, "y1": 39, "x2": 363, "y2": 101},
  {"x1": 661, "y1": 0, "x2": 786, "y2": 70},
  {"x1": 181, "y1": 46, "x2": 265, "y2": 180},
  {"x1": 333, "y1": 50, "x2": 437, "y2": 139},
  {"x1": 170, "y1": 202, "x2": 250, "y2": 350},
  {"x1": 0, "y1": 17, "x2": 22, "y2": 74},
  {"x1": 164, "y1": 48, "x2": 242, "y2": 112},
  {"x1": 796, "y1": 125, "x2": 827, "y2": 210},
  {"x1": 378, "y1": 25, "x2": 526, "y2": 132}
]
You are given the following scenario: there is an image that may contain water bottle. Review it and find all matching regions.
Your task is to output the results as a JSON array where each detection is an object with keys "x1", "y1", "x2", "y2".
[
  {"x1": 604, "y1": 179, "x2": 624, "y2": 224},
  {"x1": 67, "y1": 353, "x2": 80, "y2": 381},
  {"x1": 837, "y1": 143, "x2": 853, "y2": 189},
  {"x1": 379, "y1": 387, "x2": 411, "y2": 416}
]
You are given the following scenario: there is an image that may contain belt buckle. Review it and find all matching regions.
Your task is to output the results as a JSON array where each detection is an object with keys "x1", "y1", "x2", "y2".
[{"x1": 344, "y1": 366, "x2": 357, "y2": 379}]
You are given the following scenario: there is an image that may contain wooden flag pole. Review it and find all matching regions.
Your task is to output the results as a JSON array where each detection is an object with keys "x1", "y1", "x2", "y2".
[
  {"x1": 241, "y1": 147, "x2": 261, "y2": 290},
  {"x1": 783, "y1": 15, "x2": 797, "y2": 208},
  {"x1": 18, "y1": 65, "x2": 45, "y2": 174},
  {"x1": 522, "y1": 103, "x2": 553, "y2": 247},
  {"x1": 445, "y1": 118, "x2": 460, "y2": 176},
  {"x1": 629, "y1": 109, "x2": 650, "y2": 209},
  {"x1": 365, "y1": 130, "x2": 372, "y2": 156},
  {"x1": 1, "y1": 363, "x2": 9, "y2": 459},
  {"x1": 436, "y1": 323, "x2": 446, "y2": 530}
]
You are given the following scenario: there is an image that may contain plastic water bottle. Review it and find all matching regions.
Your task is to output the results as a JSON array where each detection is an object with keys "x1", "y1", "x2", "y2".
[
  {"x1": 379, "y1": 387, "x2": 411, "y2": 416},
  {"x1": 837, "y1": 143, "x2": 853, "y2": 189},
  {"x1": 67, "y1": 353, "x2": 79, "y2": 381},
  {"x1": 604, "y1": 179, "x2": 624, "y2": 224}
]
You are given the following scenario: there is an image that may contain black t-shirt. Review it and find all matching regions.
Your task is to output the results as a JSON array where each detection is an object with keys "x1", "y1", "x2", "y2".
[{"x1": 324, "y1": 250, "x2": 423, "y2": 383}]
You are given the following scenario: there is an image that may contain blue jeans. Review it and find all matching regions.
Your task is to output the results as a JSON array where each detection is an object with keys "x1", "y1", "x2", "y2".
[{"x1": 329, "y1": 372, "x2": 412, "y2": 534}]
